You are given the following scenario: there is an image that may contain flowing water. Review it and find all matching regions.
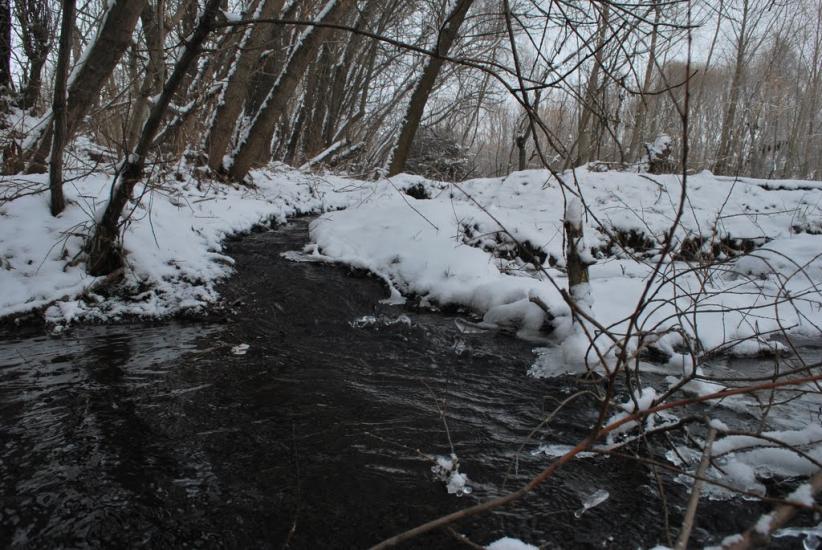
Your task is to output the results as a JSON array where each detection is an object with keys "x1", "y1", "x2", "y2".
[{"x1": 0, "y1": 220, "x2": 814, "y2": 549}]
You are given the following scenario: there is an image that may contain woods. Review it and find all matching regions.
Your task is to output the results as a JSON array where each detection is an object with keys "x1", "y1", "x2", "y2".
[
  {"x1": 2, "y1": 0, "x2": 819, "y2": 189},
  {"x1": 1, "y1": 1, "x2": 821, "y2": 548}
]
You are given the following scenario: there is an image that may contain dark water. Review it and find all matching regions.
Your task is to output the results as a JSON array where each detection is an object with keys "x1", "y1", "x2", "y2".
[{"x1": 0, "y1": 220, "x2": 803, "y2": 549}]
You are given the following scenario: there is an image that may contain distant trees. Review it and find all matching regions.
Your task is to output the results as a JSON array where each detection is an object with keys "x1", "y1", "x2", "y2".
[{"x1": 15, "y1": 0, "x2": 53, "y2": 111}]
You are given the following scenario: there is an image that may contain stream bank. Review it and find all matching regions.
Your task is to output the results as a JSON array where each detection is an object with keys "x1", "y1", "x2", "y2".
[{"x1": 0, "y1": 220, "x2": 805, "y2": 549}]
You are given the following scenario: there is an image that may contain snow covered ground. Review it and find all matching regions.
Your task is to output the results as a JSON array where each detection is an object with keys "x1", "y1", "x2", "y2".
[
  {"x1": 0, "y1": 164, "x2": 374, "y2": 324},
  {"x1": 310, "y1": 168, "x2": 822, "y2": 363},
  {"x1": 3, "y1": 163, "x2": 820, "y2": 352}
]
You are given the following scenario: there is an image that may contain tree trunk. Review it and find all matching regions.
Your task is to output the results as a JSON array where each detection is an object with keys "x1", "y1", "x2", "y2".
[
  {"x1": 565, "y1": 198, "x2": 589, "y2": 290},
  {"x1": 320, "y1": 0, "x2": 377, "y2": 146},
  {"x1": 24, "y1": 0, "x2": 146, "y2": 173},
  {"x1": 49, "y1": 0, "x2": 75, "y2": 217},
  {"x1": 714, "y1": 0, "x2": 749, "y2": 176},
  {"x1": 571, "y1": 4, "x2": 609, "y2": 169},
  {"x1": 301, "y1": 44, "x2": 333, "y2": 159},
  {"x1": 516, "y1": 134, "x2": 526, "y2": 170},
  {"x1": 126, "y1": 1, "x2": 166, "y2": 151},
  {"x1": 20, "y1": 55, "x2": 46, "y2": 111},
  {"x1": 86, "y1": 0, "x2": 221, "y2": 276},
  {"x1": 227, "y1": 0, "x2": 351, "y2": 180},
  {"x1": 205, "y1": 0, "x2": 285, "y2": 171},
  {"x1": 386, "y1": 0, "x2": 474, "y2": 176},
  {"x1": 16, "y1": 0, "x2": 52, "y2": 112},
  {"x1": 627, "y1": 1, "x2": 659, "y2": 161},
  {"x1": 0, "y1": 1, "x2": 11, "y2": 95}
]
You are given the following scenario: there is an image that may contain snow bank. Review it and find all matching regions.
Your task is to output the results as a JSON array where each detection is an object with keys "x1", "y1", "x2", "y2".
[
  {"x1": 0, "y1": 165, "x2": 371, "y2": 324},
  {"x1": 310, "y1": 168, "x2": 822, "y2": 356}
]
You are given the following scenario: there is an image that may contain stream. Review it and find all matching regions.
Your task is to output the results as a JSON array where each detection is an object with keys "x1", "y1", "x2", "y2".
[{"x1": 0, "y1": 219, "x2": 813, "y2": 549}]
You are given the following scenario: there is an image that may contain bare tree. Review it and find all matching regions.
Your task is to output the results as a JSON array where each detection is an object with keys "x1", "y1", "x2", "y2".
[
  {"x1": 387, "y1": 0, "x2": 475, "y2": 176},
  {"x1": 23, "y1": 0, "x2": 146, "y2": 173},
  {"x1": 15, "y1": 0, "x2": 53, "y2": 111},
  {"x1": 627, "y1": 0, "x2": 660, "y2": 161},
  {"x1": 0, "y1": 0, "x2": 11, "y2": 96},
  {"x1": 227, "y1": 0, "x2": 352, "y2": 180},
  {"x1": 48, "y1": 0, "x2": 74, "y2": 216},
  {"x1": 86, "y1": 0, "x2": 223, "y2": 275},
  {"x1": 205, "y1": 0, "x2": 285, "y2": 171},
  {"x1": 125, "y1": 2, "x2": 167, "y2": 151}
]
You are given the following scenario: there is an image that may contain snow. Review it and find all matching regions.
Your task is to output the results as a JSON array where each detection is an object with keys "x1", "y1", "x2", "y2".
[
  {"x1": 666, "y1": 424, "x2": 822, "y2": 499},
  {"x1": 486, "y1": 537, "x2": 539, "y2": 550},
  {"x1": 310, "y1": 168, "x2": 822, "y2": 359},
  {"x1": 785, "y1": 482, "x2": 815, "y2": 507},
  {"x1": 755, "y1": 512, "x2": 773, "y2": 535},
  {"x1": 0, "y1": 164, "x2": 373, "y2": 324},
  {"x1": 565, "y1": 196, "x2": 584, "y2": 226},
  {"x1": 431, "y1": 454, "x2": 472, "y2": 496}
]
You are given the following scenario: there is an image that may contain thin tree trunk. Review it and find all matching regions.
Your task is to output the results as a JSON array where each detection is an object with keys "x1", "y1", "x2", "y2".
[
  {"x1": 386, "y1": 0, "x2": 474, "y2": 176},
  {"x1": 86, "y1": 0, "x2": 221, "y2": 276},
  {"x1": 516, "y1": 134, "x2": 526, "y2": 170},
  {"x1": 321, "y1": 0, "x2": 377, "y2": 146},
  {"x1": 24, "y1": 0, "x2": 146, "y2": 173},
  {"x1": 49, "y1": 0, "x2": 75, "y2": 217},
  {"x1": 227, "y1": 0, "x2": 351, "y2": 180},
  {"x1": 205, "y1": 0, "x2": 285, "y2": 171},
  {"x1": 126, "y1": 1, "x2": 166, "y2": 150},
  {"x1": 0, "y1": 1, "x2": 11, "y2": 95}
]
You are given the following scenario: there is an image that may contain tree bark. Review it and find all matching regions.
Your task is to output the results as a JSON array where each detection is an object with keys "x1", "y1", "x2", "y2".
[
  {"x1": 49, "y1": 0, "x2": 75, "y2": 217},
  {"x1": 227, "y1": 0, "x2": 351, "y2": 180},
  {"x1": 516, "y1": 134, "x2": 526, "y2": 170},
  {"x1": 86, "y1": 0, "x2": 222, "y2": 276},
  {"x1": 564, "y1": 198, "x2": 589, "y2": 292},
  {"x1": 320, "y1": 0, "x2": 377, "y2": 147},
  {"x1": 386, "y1": 0, "x2": 474, "y2": 176},
  {"x1": 23, "y1": 0, "x2": 146, "y2": 173},
  {"x1": 301, "y1": 44, "x2": 333, "y2": 159}
]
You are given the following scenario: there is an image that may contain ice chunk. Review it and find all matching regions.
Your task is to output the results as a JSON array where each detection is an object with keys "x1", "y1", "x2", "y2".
[
  {"x1": 431, "y1": 454, "x2": 473, "y2": 497},
  {"x1": 574, "y1": 488, "x2": 610, "y2": 517},
  {"x1": 231, "y1": 343, "x2": 250, "y2": 355}
]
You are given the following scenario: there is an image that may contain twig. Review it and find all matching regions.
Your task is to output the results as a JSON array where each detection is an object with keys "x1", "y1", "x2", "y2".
[{"x1": 674, "y1": 426, "x2": 717, "y2": 549}]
